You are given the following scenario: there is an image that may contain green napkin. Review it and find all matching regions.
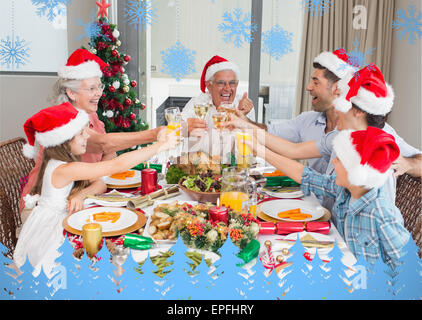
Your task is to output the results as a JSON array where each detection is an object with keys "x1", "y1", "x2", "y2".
[
  {"x1": 265, "y1": 176, "x2": 300, "y2": 187},
  {"x1": 132, "y1": 163, "x2": 162, "y2": 173}
]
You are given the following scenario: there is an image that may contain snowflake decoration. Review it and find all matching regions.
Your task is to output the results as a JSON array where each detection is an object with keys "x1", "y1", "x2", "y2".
[
  {"x1": 124, "y1": 0, "x2": 157, "y2": 28},
  {"x1": 261, "y1": 24, "x2": 293, "y2": 61},
  {"x1": 75, "y1": 9, "x2": 103, "y2": 41},
  {"x1": 301, "y1": 0, "x2": 332, "y2": 17},
  {"x1": 218, "y1": 8, "x2": 258, "y2": 48},
  {"x1": 0, "y1": 34, "x2": 31, "y2": 70},
  {"x1": 31, "y1": 0, "x2": 71, "y2": 22},
  {"x1": 161, "y1": 41, "x2": 196, "y2": 81},
  {"x1": 392, "y1": 4, "x2": 422, "y2": 45},
  {"x1": 336, "y1": 38, "x2": 375, "y2": 78}
]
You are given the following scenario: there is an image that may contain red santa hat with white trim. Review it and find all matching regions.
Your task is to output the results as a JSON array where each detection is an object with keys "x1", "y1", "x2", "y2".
[
  {"x1": 332, "y1": 126, "x2": 400, "y2": 189},
  {"x1": 23, "y1": 102, "x2": 89, "y2": 159},
  {"x1": 200, "y1": 55, "x2": 240, "y2": 93},
  {"x1": 333, "y1": 64, "x2": 395, "y2": 116},
  {"x1": 58, "y1": 48, "x2": 108, "y2": 79},
  {"x1": 313, "y1": 49, "x2": 358, "y2": 79}
]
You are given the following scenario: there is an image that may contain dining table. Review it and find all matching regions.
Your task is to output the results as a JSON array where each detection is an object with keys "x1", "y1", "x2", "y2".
[{"x1": 64, "y1": 178, "x2": 358, "y2": 280}]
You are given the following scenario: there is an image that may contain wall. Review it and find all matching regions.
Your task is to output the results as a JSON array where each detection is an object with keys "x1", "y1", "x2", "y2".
[
  {"x1": 388, "y1": 0, "x2": 422, "y2": 149},
  {"x1": 0, "y1": 0, "x2": 95, "y2": 141}
]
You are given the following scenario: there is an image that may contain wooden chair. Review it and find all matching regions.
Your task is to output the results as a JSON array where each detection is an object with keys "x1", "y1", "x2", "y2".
[
  {"x1": 0, "y1": 137, "x2": 35, "y2": 257},
  {"x1": 395, "y1": 173, "x2": 422, "y2": 257}
]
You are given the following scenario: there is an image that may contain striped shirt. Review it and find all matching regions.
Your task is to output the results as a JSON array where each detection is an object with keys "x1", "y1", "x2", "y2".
[{"x1": 301, "y1": 166, "x2": 410, "y2": 269}]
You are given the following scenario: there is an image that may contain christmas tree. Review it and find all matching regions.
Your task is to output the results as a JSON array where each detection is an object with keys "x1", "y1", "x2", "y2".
[{"x1": 86, "y1": 4, "x2": 148, "y2": 153}]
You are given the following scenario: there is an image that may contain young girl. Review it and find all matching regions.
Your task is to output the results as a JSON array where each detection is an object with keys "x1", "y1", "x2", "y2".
[{"x1": 14, "y1": 102, "x2": 178, "y2": 278}]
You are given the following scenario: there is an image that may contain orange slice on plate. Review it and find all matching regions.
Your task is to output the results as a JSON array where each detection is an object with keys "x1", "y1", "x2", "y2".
[{"x1": 110, "y1": 170, "x2": 135, "y2": 180}]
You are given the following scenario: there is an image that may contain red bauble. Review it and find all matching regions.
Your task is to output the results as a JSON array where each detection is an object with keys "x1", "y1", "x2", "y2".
[
  {"x1": 111, "y1": 49, "x2": 118, "y2": 57},
  {"x1": 109, "y1": 86, "x2": 116, "y2": 93},
  {"x1": 125, "y1": 98, "x2": 132, "y2": 106},
  {"x1": 141, "y1": 103, "x2": 146, "y2": 110},
  {"x1": 124, "y1": 55, "x2": 131, "y2": 62},
  {"x1": 129, "y1": 113, "x2": 136, "y2": 120},
  {"x1": 131, "y1": 80, "x2": 137, "y2": 88}
]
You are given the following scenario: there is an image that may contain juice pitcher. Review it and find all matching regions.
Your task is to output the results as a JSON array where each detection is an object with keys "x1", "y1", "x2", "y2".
[{"x1": 219, "y1": 166, "x2": 257, "y2": 214}]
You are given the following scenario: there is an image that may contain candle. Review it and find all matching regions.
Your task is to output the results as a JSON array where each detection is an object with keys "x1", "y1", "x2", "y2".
[
  {"x1": 208, "y1": 205, "x2": 229, "y2": 225},
  {"x1": 82, "y1": 223, "x2": 102, "y2": 257},
  {"x1": 141, "y1": 168, "x2": 158, "y2": 195}
]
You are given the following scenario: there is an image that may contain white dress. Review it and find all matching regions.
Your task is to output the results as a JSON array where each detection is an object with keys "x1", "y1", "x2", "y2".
[{"x1": 13, "y1": 159, "x2": 73, "y2": 278}]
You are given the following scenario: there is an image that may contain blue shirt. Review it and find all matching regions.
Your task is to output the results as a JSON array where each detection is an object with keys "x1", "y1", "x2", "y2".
[
  {"x1": 301, "y1": 166, "x2": 410, "y2": 269},
  {"x1": 317, "y1": 123, "x2": 422, "y2": 210},
  {"x1": 268, "y1": 111, "x2": 329, "y2": 174}
]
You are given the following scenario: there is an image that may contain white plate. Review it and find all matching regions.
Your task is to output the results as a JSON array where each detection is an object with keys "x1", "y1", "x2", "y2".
[
  {"x1": 259, "y1": 199, "x2": 325, "y2": 222},
  {"x1": 67, "y1": 206, "x2": 138, "y2": 233},
  {"x1": 102, "y1": 170, "x2": 141, "y2": 186},
  {"x1": 262, "y1": 187, "x2": 304, "y2": 199}
]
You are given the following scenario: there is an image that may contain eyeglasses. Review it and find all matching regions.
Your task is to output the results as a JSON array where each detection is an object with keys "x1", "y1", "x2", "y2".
[
  {"x1": 79, "y1": 83, "x2": 105, "y2": 94},
  {"x1": 212, "y1": 80, "x2": 239, "y2": 88}
]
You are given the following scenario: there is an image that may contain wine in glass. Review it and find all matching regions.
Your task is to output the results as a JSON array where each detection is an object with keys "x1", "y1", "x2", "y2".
[
  {"x1": 212, "y1": 112, "x2": 228, "y2": 130},
  {"x1": 194, "y1": 103, "x2": 210, "y2": 120},
  {"x1": 219, "y1": 102, "x2": 236, "y2": 114}
]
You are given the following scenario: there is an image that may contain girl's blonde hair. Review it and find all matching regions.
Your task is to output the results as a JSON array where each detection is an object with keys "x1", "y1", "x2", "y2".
[
  {"x1": 49, "y1": 78, "x2": 82, "y2": 105},
  {"x1": 31, "y1": 140, "x2": 90, "y2": 199}
]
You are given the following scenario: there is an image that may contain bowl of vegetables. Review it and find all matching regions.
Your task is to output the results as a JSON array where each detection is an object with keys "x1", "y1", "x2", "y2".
[{"x1": 178, "y1": 170, "x2": 221, "y2": 203}]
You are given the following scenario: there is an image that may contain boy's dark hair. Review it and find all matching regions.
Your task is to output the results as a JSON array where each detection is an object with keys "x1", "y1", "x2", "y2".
[
  {"x1": 351, "y1": 104, "x2": 390, "y2": 129},
  {"x1": 313, "y1": 62, "x2": 341, "y2": 86}
]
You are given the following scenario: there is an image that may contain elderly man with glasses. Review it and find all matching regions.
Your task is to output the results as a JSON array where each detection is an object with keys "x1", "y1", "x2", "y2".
[{"x1": 181, "y1": 55, "x2": 255, "y2": 135}]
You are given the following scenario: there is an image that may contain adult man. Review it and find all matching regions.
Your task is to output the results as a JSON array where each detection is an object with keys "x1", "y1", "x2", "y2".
[
  {"x1": 226, "y1": 64, "x2": 422, "y2": 211},
  {"x1": 240, "y1": 49, "x2": 358, "y2": 173},
  {"x1": 181, "y1": 55, "x2": 255, "y2": 134},
  {"x1": 181, "y1": 55, "x2": 255, "y2": 159}
]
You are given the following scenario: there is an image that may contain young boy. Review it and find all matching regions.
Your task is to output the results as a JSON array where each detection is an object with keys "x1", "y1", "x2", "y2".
[{"x1": 255, "y1": 126, "x2": 410, "y2": 269}]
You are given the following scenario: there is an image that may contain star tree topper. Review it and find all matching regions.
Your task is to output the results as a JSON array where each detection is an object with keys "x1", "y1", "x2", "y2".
[{"x1": 96, "y1": 0, "x2": 111, "y2": 18}]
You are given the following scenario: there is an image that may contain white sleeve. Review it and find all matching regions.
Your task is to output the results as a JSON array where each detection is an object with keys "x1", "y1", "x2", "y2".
[{"x1": 181, "y1": 97, "x2": 197, "y2": 121}]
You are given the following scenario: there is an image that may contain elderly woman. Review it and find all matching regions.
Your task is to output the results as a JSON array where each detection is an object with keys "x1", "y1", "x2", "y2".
[{"x1": 20, "y1": 49, "x2": 164, "y2": 219}]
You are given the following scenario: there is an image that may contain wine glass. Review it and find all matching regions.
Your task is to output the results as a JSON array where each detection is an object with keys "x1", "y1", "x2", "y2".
[
  {"x1": 219, "y1": 101, "x2": 236, "y2": 114},
  {"x1": 165, "y1": 107, "x2": 181, "y2": 137},
  {"x1": 194, "y1": 103, "x2": 210, "y2": 120},
  {"x1": 212, "y1": 112, "x2": 228, "y2": 130}
]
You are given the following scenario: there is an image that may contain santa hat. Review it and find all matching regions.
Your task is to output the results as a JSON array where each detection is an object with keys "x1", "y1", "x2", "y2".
[
  {"x1": 313, "y1": 49, "x2": 358, "y2": 79},
  {"x1": 333, "y1": 64, "x2": 395, "y2": 116},
  {"x1": 57, "y1": 48, "x2": 108, "y2": 80},
  {"x1": 332, "y1": 127, "x2": 400, "y2": 189},
  {"x1": 23, "y1": 102, "x2": 89, "y2": 159},
  {"x1": 200, "y1": 55, "x2": 240, "y2": 93}
]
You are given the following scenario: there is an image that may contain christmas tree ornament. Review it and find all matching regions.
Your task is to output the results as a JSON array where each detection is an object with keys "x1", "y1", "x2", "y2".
[
  {"x1": 90, "y1": 48, "x2": 97, "y2": 55},
  {"x1": 96, "y1": 0, "x2": 111, "y2": 18},
  {"x1": 111, "y1": 49, "x2": 118, "y2": 57},
  {"x1": 129, "y1": 113, "x2": 136, "y2": 120},
  {"x1": 124, "y1": 55, "x2": 131, "y2": 62},
  {"x1": 131, "y1": 80, "x2": 137, "y2": 87},
  {"x1": 112, "y1": 80, "x2": 120, "y2": 89},
  {"x1": 106, "y1": 110, "x2": 114, "y2": 118},
  {"x1": 108, "y1": 86, "x2": 116, "y2": 93},
  {"x1": 123, "y1": 85, "x2": 130, "y2": 93},
  {"x1": 125, "y1": 98, "x2": 132, "y2": 106},
  {"x1": 112, "y1": 29, "x2": 120, "y2": 38},
  {"x1": 134, "y1": 98, "x2": 140, "y2": 104},
  {"x1": 123, "y1": 78, "x2": 130, "y2": 85},
  {"x1": 116, "y1": 40, "x2": 121, "y2": 47}
]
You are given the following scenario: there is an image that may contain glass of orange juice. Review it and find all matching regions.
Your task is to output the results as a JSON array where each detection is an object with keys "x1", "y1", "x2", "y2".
[
  {"x1": 219, "y1": 166, "x2": 257, "y2": 213},
  {"x1": 165, "y1": 107, "x2": 181, "y2": 136}
]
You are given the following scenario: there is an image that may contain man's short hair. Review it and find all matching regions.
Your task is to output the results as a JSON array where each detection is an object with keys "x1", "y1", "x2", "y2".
[{"x1": 313, "y1": 62, "x2": 341, "y2": 85}]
